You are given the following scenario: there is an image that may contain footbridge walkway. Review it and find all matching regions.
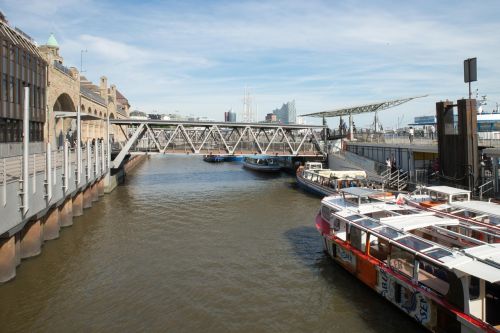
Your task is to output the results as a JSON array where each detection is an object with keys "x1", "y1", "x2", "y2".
[{"x1": 109, "y1": 119, "x2": 327, "y2": 168}]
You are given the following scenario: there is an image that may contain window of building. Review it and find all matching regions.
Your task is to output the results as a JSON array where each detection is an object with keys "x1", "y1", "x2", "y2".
[{"x1": 9, "y1": 76, "x2": 14, "y2": 103}]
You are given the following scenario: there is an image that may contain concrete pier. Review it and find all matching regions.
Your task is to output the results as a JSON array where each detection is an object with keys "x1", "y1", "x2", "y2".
[
  {"x1": 83, "y1": 187, "x2": 92, "y2": 209},
  {"x1": 14, "y1": 234, "x2": 21, "y2": 266},
  {"x1": 98, "y1": 178, "x2": 105, "y2": 196},
  {"x1": 20, "y1": 219, "x2": 43, "y2": 258},
  {"x1": 73, "y1": 192, "x2": 83, "y2": 217},
  {"x1": 0, "y1": 236, "x2": 16, "y2": 283},
  {"x1": 91, "y1": 183, "x2": 99, "y2": 202},
  {"x1": 43, "y1": 207, "x2": 60, "y2": 241},
  {"x1": 59, "y1": 198, "x2": 73, "y2": 227}
]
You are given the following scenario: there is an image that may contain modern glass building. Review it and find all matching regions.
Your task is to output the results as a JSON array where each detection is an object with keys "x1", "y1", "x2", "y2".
[{"x1": 0, "y1": 14, "x2": 47, "y2": 143}]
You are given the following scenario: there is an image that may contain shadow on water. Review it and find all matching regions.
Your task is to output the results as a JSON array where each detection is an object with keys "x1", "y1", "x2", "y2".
[
  {"x1": 285, "y1": 181, "x2": 322, "y2": 199},
  {"x1": 284, "y1": 226, "x2": 426, "y2": 333}
]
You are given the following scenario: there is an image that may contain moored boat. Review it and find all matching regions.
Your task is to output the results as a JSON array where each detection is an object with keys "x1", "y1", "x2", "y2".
[
  {"x1": 203, "y1": 154, "x2": 225, "y2": 163},
  {"x1": 242, "y1": 155, "x2": 281, "y2": 172},
  {"x1": 296, "y1": 161, "x2": 367, "y2": 197},
  {"x1": 315, "y1": 187, "x2": 500, "y2": 332},
  {"x1": 223, "y1": 155, "x2": 244, "y2": 162}
]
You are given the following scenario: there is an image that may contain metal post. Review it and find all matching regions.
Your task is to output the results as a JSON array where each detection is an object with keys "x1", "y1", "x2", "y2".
[
  {"x1": 349, "y1": 112, "x2": 353, "y2": 141},
  {"x1": 94, "y1": 141, "x2": 99, "y2": 177},
  {"x1": 77, "y1": 103, "x2": 81, "y2": 184},
  {"x1": 46, "y1": 143, "x2": 52, "y2": 201},
  {"x1": 107, "y1": 115, "x2": 111, "y2": 170},
  {"x1": 63, "y1": 141, "x2": 69, "y2": 192},
  {"x1": 87, "y1": 140, "x2": 91, "y2": 181},
  {"x1": 22, "y1": 86, "x2": 29, "y2": 215},
  {"x1": 101, "y1": 139, "x2": 105, "y2": 173}
]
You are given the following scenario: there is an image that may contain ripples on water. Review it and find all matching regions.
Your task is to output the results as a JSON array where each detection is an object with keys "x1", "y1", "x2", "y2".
[{"x1": 0, "y1": 156, "x2": 425, "y2": 333}]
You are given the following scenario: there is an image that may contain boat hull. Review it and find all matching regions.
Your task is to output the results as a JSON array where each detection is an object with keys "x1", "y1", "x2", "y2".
[
  {"x1": 203, "y1": 155, "x2": 225, "y2": 163},
  {"x1": 296, "y1": 174, "x2": 337, "y2": 197},
  {"x1": 242, "y1": 161, "x2": 281, "y2": 172}
]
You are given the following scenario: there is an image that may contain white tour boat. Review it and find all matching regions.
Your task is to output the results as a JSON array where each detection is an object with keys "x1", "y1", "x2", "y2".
[{"x1": 315, "y1": 187, "x2": 500, "y2": 332}]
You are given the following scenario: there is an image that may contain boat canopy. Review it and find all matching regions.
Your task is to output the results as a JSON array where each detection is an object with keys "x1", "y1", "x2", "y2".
[
  {"x1": 380, "y1": 214, "x2": 460, "y2": 232},
  {"x1": 451, "y1": 201, "x2": 500, "y2": 220},
  {"x1": 314, "y1": 170, "x2": 366, "y2": 179},
  {"x1": 423, "y1": 186, "x2": 471, "y2": 196},
  {"x1": 340, "y1": 187, "x2": 381, "y2": 197}
]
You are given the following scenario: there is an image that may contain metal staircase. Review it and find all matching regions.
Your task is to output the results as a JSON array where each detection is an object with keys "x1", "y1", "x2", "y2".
[{"x1": 381, "y1": 169, "x2": 409, "y2": 191}]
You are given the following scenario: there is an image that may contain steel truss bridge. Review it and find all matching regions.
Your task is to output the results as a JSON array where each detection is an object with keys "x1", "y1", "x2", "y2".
[{"x1": 109, "y1": 119, "x2": 327, "y2": 168}]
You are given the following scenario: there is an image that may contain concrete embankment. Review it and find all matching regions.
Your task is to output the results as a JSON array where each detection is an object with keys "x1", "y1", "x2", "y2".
[{"x1": 0, "y1": 154, "x2": 147, "y2": 283}]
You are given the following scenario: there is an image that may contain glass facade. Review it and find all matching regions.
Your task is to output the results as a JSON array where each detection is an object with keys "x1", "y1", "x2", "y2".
[{"x1": 0, "y1": 23, "x2": 46, "y2": 142}]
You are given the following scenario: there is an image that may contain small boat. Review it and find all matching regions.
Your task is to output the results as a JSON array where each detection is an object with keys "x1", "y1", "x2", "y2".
[
  {"x1": 315, "y1": 187, "x2": 500, "y2": 333},
  {"x1": 242, "y1": 155, "x2": 281, "y2": 172},
  {"x1": 223, "y1": 155, "x2": 244, "y2": 162},
  {"x1": 296, "y1": 161, "x2": 368, "y2": 197},
  {"x1": 203, "y1": 154, "x2": 225, "y2": 163}
]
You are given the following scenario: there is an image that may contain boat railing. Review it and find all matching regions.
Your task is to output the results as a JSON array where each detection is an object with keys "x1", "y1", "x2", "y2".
[{"x1": 478, "y1": 179, "x2": 495, "y2": 200}]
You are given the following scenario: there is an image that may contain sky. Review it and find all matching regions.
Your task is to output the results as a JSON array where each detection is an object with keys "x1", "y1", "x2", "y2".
[{"x1": 1, "y1": 0, "x2": 500, "y2": 128}]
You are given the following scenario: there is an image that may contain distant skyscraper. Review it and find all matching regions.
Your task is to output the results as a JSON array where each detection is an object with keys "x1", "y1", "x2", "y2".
[
  {"x1": 224, "y1": 108, "x2": 237, "y2": 122},
  {"x1": 272, "y1": 100, "x2": 296, "y2": 124}
]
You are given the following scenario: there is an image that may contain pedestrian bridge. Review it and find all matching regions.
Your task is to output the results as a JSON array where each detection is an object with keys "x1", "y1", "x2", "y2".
[{"x1": 109, "y1": 119, "x2": 327, "y2": 168}]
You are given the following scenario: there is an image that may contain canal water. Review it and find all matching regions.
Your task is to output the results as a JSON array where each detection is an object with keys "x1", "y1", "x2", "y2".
[{"x1": 0, "y1": 156, "x2": 424, "y2": 333}]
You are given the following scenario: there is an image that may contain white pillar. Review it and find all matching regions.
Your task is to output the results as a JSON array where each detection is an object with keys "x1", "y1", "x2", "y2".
[
  {"x1": 46, "y1": 143, "x2": 52, "y2": 201},
  {"x1": 349, "y1": 112, "x2": 354, "y2": 141},
  {"x1": 22, "y1": 86, "x2": 30, "y2": 215},
  {"x1": 77, "y1": 104, "x2": 82, "y2": 184}
]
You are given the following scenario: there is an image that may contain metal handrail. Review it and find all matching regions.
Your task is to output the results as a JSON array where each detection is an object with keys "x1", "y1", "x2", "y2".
[{"x1": 478, "y1": 180, "x2": 494, "y2": 200}]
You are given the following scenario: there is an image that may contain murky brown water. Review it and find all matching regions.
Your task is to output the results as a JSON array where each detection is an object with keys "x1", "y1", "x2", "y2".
[{"x1": 0, "y1": 156, "x2": 425, "y2": 332}]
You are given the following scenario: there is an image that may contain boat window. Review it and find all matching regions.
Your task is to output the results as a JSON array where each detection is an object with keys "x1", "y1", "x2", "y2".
[
  {"x1": 332, "y1": 218, "x2": 341, "y2": 231},
  {"x1": 424, "y1": 248, "x2": 453, "y2": 261},
  {"x1": 377, "y1": 226, "x2": 405, "y2": 240},
  {"x1": 486, "y1": 281, "x2": 500, "y2": 327},
  {"x1": 397, "y1": 209, "x2": 422, "y2": 215},
  {"x1": 451, "y1": 193, "x2": 469, "y2": 202},
  {"x1": 349, "y1": 225, "x2": 367, "y2": 252},
  {"x1": 321, "y1": 206, "x2": 331, "y2": 222},
  {"x1": 389, "y1": 246, "x2": 415, "y2": 278},
  {"x1": 397, "y1": 236, "x2": 433, "y2": 251},
  {"x1": 346, "y1": 214, "x2": 364, "y2": 221},
  {"x1": 469, "y1": 276, "x2": 480, "y2": 300},
  {"x1": 356, "y1": 218, "x2": 379, "y2": 229},
  {"x1": 369, "y1": 234, "x2": 389, "y2": 262},
  {"x1": 429, "y1": 191, "x2": 447, "y2": 201},
  {"x1": 416, "y1": 258, "x2": 450, "y2": 295}
]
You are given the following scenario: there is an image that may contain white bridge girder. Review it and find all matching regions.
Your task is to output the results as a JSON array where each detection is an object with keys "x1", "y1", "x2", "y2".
[{"x1": 110, "y1": 120, "x2": 326, "y2": 168}]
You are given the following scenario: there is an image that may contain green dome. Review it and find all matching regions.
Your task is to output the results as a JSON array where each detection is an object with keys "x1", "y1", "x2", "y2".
[{"x1": 46, "y1": 33, "x2": 59, "y2": 48}]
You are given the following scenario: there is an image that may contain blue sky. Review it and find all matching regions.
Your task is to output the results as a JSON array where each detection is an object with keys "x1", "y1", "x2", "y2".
[{"x1": 1, "y1": 0, "x2": 500, "y2": 128}]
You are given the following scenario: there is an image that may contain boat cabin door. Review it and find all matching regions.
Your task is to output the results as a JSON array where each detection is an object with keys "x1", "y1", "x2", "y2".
[{"x1": 466, "y1": 276, "x2": 486, "y2": 321}]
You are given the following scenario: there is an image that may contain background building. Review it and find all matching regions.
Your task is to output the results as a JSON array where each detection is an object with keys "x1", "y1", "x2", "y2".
[
  {"x1": 265, "y1": 113, "x2": 277, "y2": 122},
  {"x1": 0, "y1": 15, "x2": 47, "y2": 148},
  {"x1": 224, "y1": 109, "x2": 236, "y2": 122},
  {"x1": 38, "y1": 32, "x2": 131, "y2": 146},
  {"x1": 272, "y1": 100, "x2": 296, "y2": 124}
]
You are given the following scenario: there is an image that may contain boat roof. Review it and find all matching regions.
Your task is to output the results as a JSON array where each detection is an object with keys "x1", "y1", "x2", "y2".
[
  {"x1": 380, "y1": 214, "x2": 460, "y2": 231},
  {"x1": 313, "y1": 170, "x2": 367, "y2": 179},
  {"x1": 340, "y1": 187, "x2": 381, "y2": 197},
  {"x1": 423, "y1": 186, "x2": 471, "y2": 196},
  {"x1": 451, "y1": 201, "x2": 500, "y2": 219}
]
